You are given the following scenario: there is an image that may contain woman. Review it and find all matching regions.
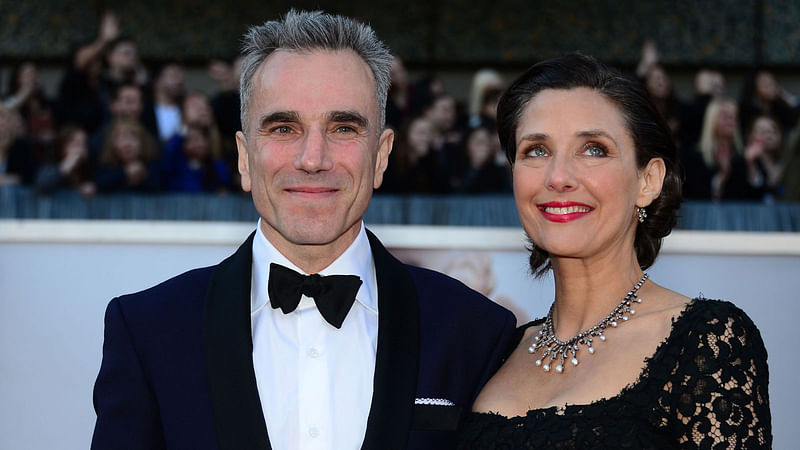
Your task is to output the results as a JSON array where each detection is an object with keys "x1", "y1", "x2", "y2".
[
  {"x1": 459, "y1": 54, "x2": 771, "y2": 448},
  {"x1": 738, "y1": 70, "x2": 798, "y2": 139},
  {"x1": 162, "y1": 124, "x2": 232, "y2": 193},
  {"x1": 379, "y1": 116, "x2": 449, "y2": 193},
  {"x1": 95, "y1": 119, "x2": 160, "y2": 192},
  {"x1": 682, "y1": 99, "x2": 762, "y2": 201},
  {"x1": 455, "y1": 124, "x2": 511, "y2": 194},
  {"x1": 4, "y1": 61, "x2": 56, "y2": 156},
  {"x1": 743, "y1": 115, "x2": 786, "y2": 200},
  {"x1": 35, "y1": 125, "x2": 96, "y2": 196}
]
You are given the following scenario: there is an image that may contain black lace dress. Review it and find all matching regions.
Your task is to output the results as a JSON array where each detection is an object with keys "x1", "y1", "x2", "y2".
[{"x1": 458, "y1": 299, "x2": 772, "y2": 449}]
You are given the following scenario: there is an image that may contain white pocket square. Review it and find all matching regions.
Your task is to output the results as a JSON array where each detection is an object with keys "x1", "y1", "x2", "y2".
[{"x1": 414, "y1": 397, "x2": 455, "y2": 406}]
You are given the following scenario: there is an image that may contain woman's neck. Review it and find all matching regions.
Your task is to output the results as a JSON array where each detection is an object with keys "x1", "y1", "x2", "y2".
[{"x1": 549, "y1": 250, "x2": 644, "y2": 340}]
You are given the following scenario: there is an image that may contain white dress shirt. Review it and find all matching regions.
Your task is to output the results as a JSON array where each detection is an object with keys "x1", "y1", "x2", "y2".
[
  {"x1": 250, "y1": 221, "x2": 379, "y2": 450},
  {"x1": 153, "y1": 104, "x2": 181, "y2": 142}
]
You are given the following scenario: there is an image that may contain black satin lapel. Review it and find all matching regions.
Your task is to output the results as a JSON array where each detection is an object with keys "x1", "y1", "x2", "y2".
[
  {"x1": 362, "y1": 229, "x2": 420, "y2": 450},
  {"x1": 203, "y1": 232, "x2": 271, "y2": 450}
]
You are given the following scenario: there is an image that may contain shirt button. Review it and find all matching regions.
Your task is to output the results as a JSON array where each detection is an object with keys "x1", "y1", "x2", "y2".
[
  {"x1": 309, "y1": 427, "x2": 320, "y2": 438},
  {"x1": 307, "y1": 347, "x2": 320, "y2": 358}
]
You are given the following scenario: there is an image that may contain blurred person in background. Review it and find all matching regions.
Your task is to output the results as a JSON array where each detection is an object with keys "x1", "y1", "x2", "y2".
[
  {"x1": 208, "y1": 54, "x2": 244, "y2": 188},
  {"x1": 635, "y1": 41, "x2": 687, "y2": 144},
  {"x1": 100, "y1": 35, "x2": 147, "y2": 98},
  {"x1": 162, "y1": 92, "x2": 232, "y2": 193},
  {"x1": 424, "y1": 94, "x2": 463, "y2": 153},
  {"x1": 143, "y1": 62, "x2": 186, "y2": 144},
  {"x1": 385, "y1": 56, "x2": 412, "y2": 130},
  {"x1": 3, "y1": 61, "x2": 56, "y2": 158},
  {"x1": 682, "y1": 99, "x2": 762, "y2": 201},
  {"x1": 35, "y1": 125, "x2": 96, "y2": 197},
  {"x1": 738, "y1": 69, "x2": 799, "y2": 140},
  {"x1": 423, "y1": 94, "x2": 467, "y2": 186},
  {"x1": 89, "y1": 83, "x2": 153, "y2": 162},
  {"x1": 208, "y1": 55, "x2": 243, "y2": 138},
  {"x1": 408, "y1": 74, "x2": 445, "y2": 117},
  {"x1": 55, "y1": 11, "x2": 120, "y2": 134},
  {"x1": 95, "y1": 118, "x2": 160, "y2": 192},
  {"x1": 162, "y1": 123, "x2": 231, "y2": 193},
  {"x1": 680, "y1": 68, "x2": 725, "y2": 148},
  {"x1": 780, "y1": 127, "x2": 800, "y2": 201},
  {"x1": 454, "y1": 124, "x2": 510, "y2": 194},
  {"x1": 380, "y1": 116, "x2": 449, "y2": 193},
  {"x1": 467, "y1": 68, "x2": 503, "y2": 128},
  {"x1": 743, "y1": 114, "x2": 789, "y2": 200},
  {"x1": 0, "y1": 105, "x2": 37, "y2": 185}
]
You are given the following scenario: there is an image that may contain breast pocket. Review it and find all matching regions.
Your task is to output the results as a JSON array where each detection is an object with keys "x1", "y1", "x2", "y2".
[{"x1": 411, "y1": 401, "x2": 463, "y2": 431}]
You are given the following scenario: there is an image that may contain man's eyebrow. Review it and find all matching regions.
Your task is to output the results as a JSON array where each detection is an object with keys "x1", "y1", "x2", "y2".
[
  {"x1": 327, "y1": 110, "x2": 368, "y2": 128},
  {"x1": 258, "y1": 111, "x2": 300, "y2": 129}
]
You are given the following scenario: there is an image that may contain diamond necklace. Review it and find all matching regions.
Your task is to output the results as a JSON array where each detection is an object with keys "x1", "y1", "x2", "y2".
[{"x1": 529, "y1": 273, "x2": 648, "y2": 374}]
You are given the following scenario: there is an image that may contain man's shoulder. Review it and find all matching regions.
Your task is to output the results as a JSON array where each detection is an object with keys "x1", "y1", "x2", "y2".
[{"x1": 113, "y1": 265, "x2": 218, "y2": 316}]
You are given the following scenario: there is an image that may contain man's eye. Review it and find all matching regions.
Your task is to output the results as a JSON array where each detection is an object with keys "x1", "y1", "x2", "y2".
[
  {"x1": 273, "y1": 126, "x2": 292, "y2": 134},
  {"x1": 335, "y1": 125, "x2": 356, "y2": 133}
]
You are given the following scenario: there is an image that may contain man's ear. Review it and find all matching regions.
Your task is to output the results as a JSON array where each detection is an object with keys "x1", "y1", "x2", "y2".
[
  {"x1": 373, "y1": 128, "x2": 394, "y2": 189},
  {"x1": 637, "y1": 157, "x2": 666, "y2": 207},
  {"x1": 235, "y1": 131, "x2": 252, "y2": 193}
]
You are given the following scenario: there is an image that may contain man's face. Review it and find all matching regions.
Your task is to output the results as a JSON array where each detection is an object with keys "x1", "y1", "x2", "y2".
[
  {"x1": 182, "y1": 94, "x2": 212, "y2": 128},
  {"x1": 157, "y1": 65, "x2": 185, "y2": 99},
  {"x1": 236, "y1": 50, "x2": 393, "y2": 266},
  {"x1": 111, "y1": 86, "x2": 143, "y2": 120},
  {"x1": 108, "y1": 41, "x2": 138, "y2": 73}
]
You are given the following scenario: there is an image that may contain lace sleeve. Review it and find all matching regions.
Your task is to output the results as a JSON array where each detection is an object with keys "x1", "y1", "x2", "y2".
[{"x1": 664, "y1": 300, "x2": 771, "y2": 448}]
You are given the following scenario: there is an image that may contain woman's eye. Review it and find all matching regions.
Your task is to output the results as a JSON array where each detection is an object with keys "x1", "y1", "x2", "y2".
[
  {"x1": 583, "y1": 144, "x2": 607, "y2": 157},
  {"x1": 524, "y1": 146, "x2": 548, "y2": 158}
]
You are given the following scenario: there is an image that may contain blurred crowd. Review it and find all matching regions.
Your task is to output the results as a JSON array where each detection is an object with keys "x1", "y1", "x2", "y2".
[
  {"x1": 1, "y1": 12, "x2": 240, "y2": 197},
  {"x1": 2, "y1": 14, "x2": 800, "y2": 202},
  {"x1": 634, "y1": 41, "x2": 800, "y2": 202}
]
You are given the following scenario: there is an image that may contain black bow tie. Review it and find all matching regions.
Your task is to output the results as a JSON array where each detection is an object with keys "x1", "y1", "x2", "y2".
[{"x1": 267, "y1": 263, "x2": 363, "y2": 329}]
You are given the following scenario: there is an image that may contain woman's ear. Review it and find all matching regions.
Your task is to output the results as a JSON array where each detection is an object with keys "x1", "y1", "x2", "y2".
[{"x1": 637, "y1": 157, "x2": 666, "y2": 207}]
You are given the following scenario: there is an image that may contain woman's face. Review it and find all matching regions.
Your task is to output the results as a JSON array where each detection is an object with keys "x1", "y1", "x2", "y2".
[
  {"x1": 467, "y1": 127, "x2": 493, "y2": 167},
  {"x1": 512, "y1": 88, "x2": 658, "y2": 262},
  {"x1": 751, "y1": 117, "x2": 781, "y2": 153},
  {"x1": 755, "y1": 71, "x2": 778, "y2": 101},
  {"x1": 63, "y1": 130, "x2": 88, "y2": 159},
  {"x1": 714, "y1": 102, "x2": 738, "y2": 139},
  {"x1": 645, "y1": 66, "x2": 670, "y2": 100},
  {"x1": 184, "y1": 127, "x2": 210, "y2": 161},
  {"x1": 113, "y1": 127, "x2": 141, "y2": 163},
  {"x1": 18, "y1": 62, "x2": 39, "y2": 91},
  {"x1": 407, "y1": 118, "x2": 433, "y2": 157}
]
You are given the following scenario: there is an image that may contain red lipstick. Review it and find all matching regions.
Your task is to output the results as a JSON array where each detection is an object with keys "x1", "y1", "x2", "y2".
[{"x1": 537, "y1": 201, "x2": 593, "y2": 223}]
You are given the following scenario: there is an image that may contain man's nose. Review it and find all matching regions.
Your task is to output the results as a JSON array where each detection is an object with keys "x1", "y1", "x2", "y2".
[{"x1": 295, "y1": 128, "x2": 333, "y2": 173}]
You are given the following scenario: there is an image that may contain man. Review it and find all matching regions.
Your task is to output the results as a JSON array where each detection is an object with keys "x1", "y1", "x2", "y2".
[
  {"x1": 91, "y1": 10, "x2": 515, "y2": 450},
  {"x1": 144, "y1": 62, "x2": 186, "y2": 143}
]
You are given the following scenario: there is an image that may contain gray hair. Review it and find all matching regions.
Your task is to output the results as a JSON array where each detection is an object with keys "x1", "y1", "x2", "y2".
[{"x1": 239, "y1": 9, "x2": 393, "y2": 136}]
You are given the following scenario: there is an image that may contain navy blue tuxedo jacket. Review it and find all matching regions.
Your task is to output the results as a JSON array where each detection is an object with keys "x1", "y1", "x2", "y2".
[{"x1": 91, "y1": 229, "x2": 516, "y2": 449}]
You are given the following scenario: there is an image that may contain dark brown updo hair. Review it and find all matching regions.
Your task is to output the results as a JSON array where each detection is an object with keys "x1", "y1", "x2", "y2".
[{"x1": 497, "y1": 53, "x2": 682, "y2": 277}]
